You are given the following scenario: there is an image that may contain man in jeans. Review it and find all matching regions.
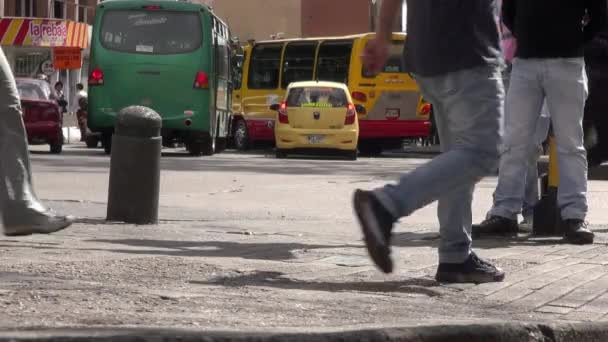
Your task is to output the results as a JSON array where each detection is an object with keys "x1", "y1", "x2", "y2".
[
  {"x1": 483, "y1": 15, "x2": 551, "y2": 231},
  {"x1": 354, "y1": 0, "x2": 505, "y2": 284},
  {"x1": 0, "y1": 47, "x2": 73, "y2": 236},
  {"x1": 473, "y1": 0, "x2": 607, "y2": 245}
]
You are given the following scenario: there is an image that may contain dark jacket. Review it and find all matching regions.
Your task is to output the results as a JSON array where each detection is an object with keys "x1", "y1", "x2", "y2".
[
  {"x1": 403, "y1": 0, "x2": 501, "y2": 77},
  {"x1": 502, "y1": 0, "x2": 607, "y2": 59}
]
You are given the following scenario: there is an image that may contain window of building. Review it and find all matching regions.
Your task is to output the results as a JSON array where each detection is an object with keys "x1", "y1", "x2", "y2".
[
  {"x1": 53, "y1": 0, "x2": 65, "y2": 19},
  {"x1": 15, "y1": 0, "x2": 38, "y2": 17}
]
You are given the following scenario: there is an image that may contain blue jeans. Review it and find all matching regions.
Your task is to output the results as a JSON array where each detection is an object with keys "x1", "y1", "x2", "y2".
[
  {"x1": 0, "y1": 47, "x2": 47, "y2": 226},
  {"x1": 495, "y1": 64, "x2": 550, "y2": 219},
  {"x1": 490, "y1": 58, "x2": 588, "y2": 221},
  {"x1": 521, "y1": 111, "x2": 550, "y2": 219},
  {"x1": 374, "y1": 65, "x2": 504, "y2": 263}
]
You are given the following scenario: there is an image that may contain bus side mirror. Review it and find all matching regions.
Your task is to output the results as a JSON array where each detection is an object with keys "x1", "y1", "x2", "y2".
[
  {"x1": 269, "y1": 103, "x2": 280, "y2": 111},
  {"x1": 355, "y1": 104, "x2": 366, "y2": 114}
]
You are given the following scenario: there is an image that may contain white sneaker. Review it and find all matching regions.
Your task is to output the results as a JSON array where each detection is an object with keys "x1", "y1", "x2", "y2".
[
  {"x1": 519, "y1": 216, "x2": 533, "y2": 232},
  {"x1": 4, "y1": 210, "x2": 74, "y2": 237}
]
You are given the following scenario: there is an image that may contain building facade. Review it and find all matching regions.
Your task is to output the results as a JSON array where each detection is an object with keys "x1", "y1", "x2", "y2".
[
  {"x1": 0, "y1": 0, "x2": 98, "y2": 110},
  {"x1": 205, "y1": 0, "x2": 404, "y2": 42}
]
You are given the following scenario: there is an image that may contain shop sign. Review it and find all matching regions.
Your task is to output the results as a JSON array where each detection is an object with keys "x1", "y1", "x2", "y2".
[
  {"x1": 0, "y1": 18, "x2": 89, "y2": 49},
  {"x1": 53, "y1": 47, "x2": 82, "y2": 70}
]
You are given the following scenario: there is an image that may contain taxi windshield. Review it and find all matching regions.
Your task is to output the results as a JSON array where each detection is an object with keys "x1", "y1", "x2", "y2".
[{"x1": 286, "y1": 87, "x2": 348, "y2": 108}]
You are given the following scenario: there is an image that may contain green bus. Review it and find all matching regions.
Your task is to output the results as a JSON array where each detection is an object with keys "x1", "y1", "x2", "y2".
[{"x1": 88, "y1": 0, "x2": 232, "y2": 156}]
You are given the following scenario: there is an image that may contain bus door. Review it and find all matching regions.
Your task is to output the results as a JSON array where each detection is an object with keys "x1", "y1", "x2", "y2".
[
  {"x1": 231, "y1": 51, "x2": 244, "y2": 116},
  {"x1": 212, "y1": 19, "x2": 232, "y2": 142},
  {"x1": 241, "y1": 43, "x2": 285, "y2": 141}
]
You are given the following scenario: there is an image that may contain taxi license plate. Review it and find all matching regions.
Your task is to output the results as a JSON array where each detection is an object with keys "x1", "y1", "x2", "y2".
[
  {"x1": 308, "y1": 135, "x2": 324, "y2": 144},
  {"x1": 386, "y1": 108, "x2": 400, "y2": 119}
]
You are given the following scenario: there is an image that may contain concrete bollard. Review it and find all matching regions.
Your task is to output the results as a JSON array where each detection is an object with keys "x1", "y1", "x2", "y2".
[{"x1": 106, "y1": 106, "x2": 162, "y2": 224}]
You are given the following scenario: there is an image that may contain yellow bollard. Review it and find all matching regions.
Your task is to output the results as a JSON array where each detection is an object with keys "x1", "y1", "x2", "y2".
[
  {"x1": 533, "y1": 135, "x2": 564, "y2": 235},
  {"x1": 547, "y1": 136, "x2": 559, "y2": 188}
]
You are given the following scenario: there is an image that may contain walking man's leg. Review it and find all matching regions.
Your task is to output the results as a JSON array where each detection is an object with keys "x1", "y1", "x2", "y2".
[
  {"x1": 354, "y1": 66, "x2": 505, "y2": 283},
  {"x1": 0, "y1": 47, "x2": 73, "y2": 236},
  {"x1": 544, "y1": 58, "x2": 593, "y2": 244}
]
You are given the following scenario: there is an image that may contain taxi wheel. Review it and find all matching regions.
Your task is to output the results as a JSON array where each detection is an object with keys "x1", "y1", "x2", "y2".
[
  {"x1": 49, "y1": 143, "x2": 63, "y2": 154},
  {"x1": 347, "y1": 150, "x2": 358, "y2": 161},
  {"x1": 275, "y1": 149, "x2": 287, "y2": 159}
]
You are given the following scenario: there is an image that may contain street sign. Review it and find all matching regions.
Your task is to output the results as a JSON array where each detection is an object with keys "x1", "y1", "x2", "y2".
[
  {"x1": 53, "y1": 47, "x2": 82, "y2": 70},
  {"x1": 39, "y1": 59, "x2": 55, "y2": 75}
]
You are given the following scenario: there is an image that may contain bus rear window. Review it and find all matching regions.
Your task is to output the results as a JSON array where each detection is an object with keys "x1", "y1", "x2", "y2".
[
  {"x1": 286, "y1": 87, "x2": 348, "y2": 108},
  {"x1": 362, "y1": 41, "x2": 405, "y2": 77},
  {"x1": 100, "y1": 10, "x2": 202, "y2": 55}
]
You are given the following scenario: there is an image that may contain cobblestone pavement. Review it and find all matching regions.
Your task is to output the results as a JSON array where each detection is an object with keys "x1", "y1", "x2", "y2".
[{"x1": 1, "y1": 146, "x2": 608, "y2": 330}]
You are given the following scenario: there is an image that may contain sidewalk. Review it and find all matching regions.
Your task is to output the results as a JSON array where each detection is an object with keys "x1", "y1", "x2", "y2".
[
  {"x1": 2, "y1": 199, "x2": 608, "y2": 339},
  {"x1": 5, "y1": 151, "x2": 608, "y2": 340}
]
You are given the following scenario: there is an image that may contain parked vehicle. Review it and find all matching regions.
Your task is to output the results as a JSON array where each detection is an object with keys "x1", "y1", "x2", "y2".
[
  {"x1": 271, "y1": 81, "x2": 359, "y2": 160},
  {"x1": 231, "y1": 32, "x2": 431, "y2": 155},
  {"x1": 88, "y1": 0, "x2": 233, "y2": 156},
  {"x1": 15, "y1": 77, "x2": 64, "y2": 154}
]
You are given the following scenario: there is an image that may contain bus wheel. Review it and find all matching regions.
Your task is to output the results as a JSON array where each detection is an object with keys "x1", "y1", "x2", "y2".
[
  {"x1": 85, "y1": 135, "x2": 99, "y2": 148},
  {"x1": 215, "y1": 137, "x2": 227, "y2": 153},
  {"x1": 234, "y1": 119, "x2": 250, "y2": 151},
  {"x1": 201, "y1": 136, "x2": 216, "y2": 156},
  {"x1": 103, "y1": 134, "x2": 112, "y2": 155},
  {"x1": 358, "y1": 143, "x2": 382, "y2": 156}
]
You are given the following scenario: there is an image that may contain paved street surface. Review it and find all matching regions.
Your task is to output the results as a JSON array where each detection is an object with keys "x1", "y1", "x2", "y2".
[{"x1": 2, "y1": 144, "x2": 608, "y2": 331}]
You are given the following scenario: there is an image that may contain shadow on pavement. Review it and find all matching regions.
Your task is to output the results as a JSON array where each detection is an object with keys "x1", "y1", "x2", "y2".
[
  {"x1": 86, "y1": 238, "x2": 358, "y2": 261},
  {"x1": 190, "y1": 270, "x2": 442, "y2": 296},
  {"x1": 391, "y1": 231, "x2": 570, "y2": 249}
]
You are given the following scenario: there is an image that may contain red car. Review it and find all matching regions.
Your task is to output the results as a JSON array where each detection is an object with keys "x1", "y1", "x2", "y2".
[{"x1": 16, "y1": 78, "x2": 64, "y2": 154}]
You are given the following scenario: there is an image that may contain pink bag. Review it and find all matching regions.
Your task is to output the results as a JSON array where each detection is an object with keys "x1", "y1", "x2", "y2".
[{"x1": 501, "y1": 24, "x2": 517, "y2": 64}]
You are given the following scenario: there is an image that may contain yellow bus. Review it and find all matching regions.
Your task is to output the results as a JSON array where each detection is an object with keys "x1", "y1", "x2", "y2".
[{"x1": 231, "y1": 32, "x2": 431, "y2": 154}]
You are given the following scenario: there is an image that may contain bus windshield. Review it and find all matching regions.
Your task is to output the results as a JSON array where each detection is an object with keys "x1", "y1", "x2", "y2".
[
  {"x1": 362, "y1": 40, "x2": 405, "y2": 77},
  {"x1": 100, "y1": 10, "x2": 202, "y2": 55}
]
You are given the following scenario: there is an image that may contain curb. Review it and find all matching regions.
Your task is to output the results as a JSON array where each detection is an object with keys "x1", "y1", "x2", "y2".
[{"x1": 2, "y1": 322, "x2": 608, "y2": 342}]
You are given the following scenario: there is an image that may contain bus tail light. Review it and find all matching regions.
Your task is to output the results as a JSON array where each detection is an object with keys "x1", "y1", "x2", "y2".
[
  {"x1": 278, "y1": 102, "x2": 289, "y2": 124},
  {"x1": 420, "y1": 103, "x2": 432, "y2": 115},
  {"x1": 143, "y1": 5, "x2": 162, "y2": 9},
  {"x1": 345, "y1": 103, "x2": 356, "y2": 125},
  {"x1": 89, "y1": 67, "x2": 104, "y2": 86},
  {"x1": 194, "y1": 71, "x2": 209, "y2": 89},
  {"x1": 352, "y1": 91, "x2": 367, "y2": 102}
]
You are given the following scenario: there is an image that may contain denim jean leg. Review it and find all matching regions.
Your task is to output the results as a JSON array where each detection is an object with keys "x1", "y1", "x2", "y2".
[
  {"x1": 373, "y1": 66, "x2": 503, "y2": 263},
  {"x1": 0, "y1": 47, "x2": 46, "y2": 226},
  {"x1": 543, "y1": 58, "x2": 588, "y2": 220},
  {"x1": 491, "y1": 59, "x2": 545, "y2": 220}
]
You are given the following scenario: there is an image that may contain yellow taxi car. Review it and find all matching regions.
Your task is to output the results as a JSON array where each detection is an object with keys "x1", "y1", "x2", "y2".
[{"x1": 270, "y1": 81, "x2": 359, "y2": 160}]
